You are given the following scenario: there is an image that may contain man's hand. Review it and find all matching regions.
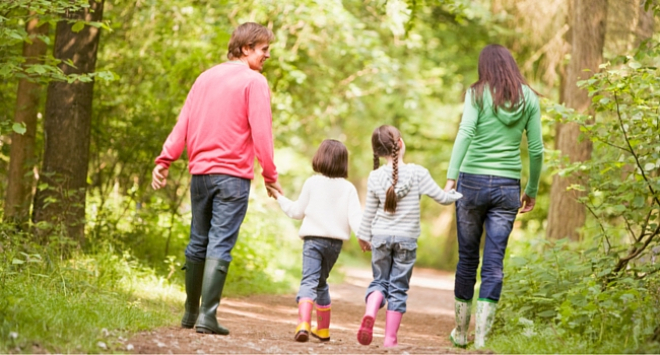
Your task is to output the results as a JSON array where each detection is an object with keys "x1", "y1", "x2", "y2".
[
  {"x1": 266, "y1": 185, "x2": 282, "y2": 199},
  {"x1": 444, "y1": 179, "x2": 456, "y2": 192},
  {"x1": 265, "y1": 181, "x2": 283, "y2": 198},
  {"x1": 151, "y1": 165, "x2": 169, "y2": 190},
  {"x1": 520, "y1": 193, "x2": 536, "y2": 214},
  {"x1": 358, "y1": 239, "x2": 371, "y2": 252}
]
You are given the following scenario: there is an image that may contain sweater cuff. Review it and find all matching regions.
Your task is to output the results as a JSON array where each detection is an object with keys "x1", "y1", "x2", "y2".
[
  {"x1": 154, "y1": 159, "x2": 172, "y2": 169},
  {"x1": 524, "y1": 185, "x2": 538, "y2": 198},
  {"x1": 447, "y1": 168, "x2": 459, "y2": 180},
  {"x1": 358, "y1": 235, "x2": 371, "y2": 242}
]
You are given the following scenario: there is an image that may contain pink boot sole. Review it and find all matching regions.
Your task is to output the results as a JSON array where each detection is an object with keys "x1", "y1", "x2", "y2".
[{"x1": 357, "y1": 315, "x2": 375, "y2": 345}]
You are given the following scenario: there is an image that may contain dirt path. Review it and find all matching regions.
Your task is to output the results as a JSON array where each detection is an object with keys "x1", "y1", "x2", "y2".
[{"x1": 130, "y1": 267, "x2": 475, "y2": 354}]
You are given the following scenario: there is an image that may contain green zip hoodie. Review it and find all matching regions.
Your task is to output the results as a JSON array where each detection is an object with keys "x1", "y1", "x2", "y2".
[{"x1": 447, "y1": 85, "x2": 544, "y2": 197}]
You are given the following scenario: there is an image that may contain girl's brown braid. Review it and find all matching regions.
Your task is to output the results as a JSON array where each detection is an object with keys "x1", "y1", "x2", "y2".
[
  {"x1": 384, "y1": 136, "x2": 400, "y2": 213},
  {"x1": 373, "y1": 153, "x2": 380, "y2": 170}
]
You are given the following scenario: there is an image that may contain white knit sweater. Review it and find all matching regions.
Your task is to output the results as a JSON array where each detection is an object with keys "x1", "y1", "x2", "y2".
[{"x1": 276, "y1": 175, "x2": 362, "y2": 241}]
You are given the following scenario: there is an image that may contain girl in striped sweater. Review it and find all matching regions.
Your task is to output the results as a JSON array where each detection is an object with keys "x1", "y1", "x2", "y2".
[{"x1": 356, "y1": 125, "x2": 462, "y2": 348}]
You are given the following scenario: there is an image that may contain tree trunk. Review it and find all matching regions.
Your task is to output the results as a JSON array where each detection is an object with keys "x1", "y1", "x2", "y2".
[
  {"x1": 32, "y1": 0, "x2": 104, "y2": 244},
  {"x1": 4, "y1": 15, "x2": 49, "y2": 225},
  {"x1": 547, "y1": 0, "x2": 607, "y2": 240},
  {"x1": 633, "y1": 0, "x2": 654, "y2": 49}
]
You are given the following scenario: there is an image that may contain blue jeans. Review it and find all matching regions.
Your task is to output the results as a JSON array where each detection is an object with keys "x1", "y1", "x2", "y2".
[
  {"x1": 365, "y1": 235, "x2": 417, "y2": 313},
  {"x1": 296, "y1": 237, "x2": 343, "y2": 305},
  {"x1": 454, "y1": 172, "x2": 520, "y2": 302},
  {"x1": 185, "y1": 174, "x2": 251, "y2": 263}
]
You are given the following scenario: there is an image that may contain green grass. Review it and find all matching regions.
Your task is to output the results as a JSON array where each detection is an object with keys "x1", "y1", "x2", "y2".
[
  {"x1": 487, "y1": 327, "x2": 660, "y2": 354},
  {"x1": 0, "y1": 249, "x2": 182, "y2": 353},
  {"x1": 0, "y1": 193, "x2": 308, "y2": 352}
]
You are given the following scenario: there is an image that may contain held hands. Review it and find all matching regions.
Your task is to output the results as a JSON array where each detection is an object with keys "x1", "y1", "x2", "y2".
[
  {"x1": 520, "y1": 193, "x2": 536, "y2": 213},
  {"x1": 440, "y1": 179, "x2": 462, "y2": 205},
  {"x1": 265, "y1": 181, "x2": 284, "y2": 199},
  {"x1": 151, "y1": 165, "x2": 169, "y2": 190},
  {"x1": 358, "y1": 239, "x2": 371, "y2": 252}
]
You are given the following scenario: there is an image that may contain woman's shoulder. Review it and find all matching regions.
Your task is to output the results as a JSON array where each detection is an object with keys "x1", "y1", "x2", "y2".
[{"x1": 522, "y1": 85, "x2": 540, "y2": 100}]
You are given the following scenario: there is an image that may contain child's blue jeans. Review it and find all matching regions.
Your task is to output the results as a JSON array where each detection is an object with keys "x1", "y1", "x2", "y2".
[
  {"x1": 454, "y1": 172, "x2": 520, "y2": 302},
  {"x1": 365, "y1": 235, "x2": 417, "y2": 313},
  {"x1": 296, "y1": 237, "x2": 343, "y2": 305}
]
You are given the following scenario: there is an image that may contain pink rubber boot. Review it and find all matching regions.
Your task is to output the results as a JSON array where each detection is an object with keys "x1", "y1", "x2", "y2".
[
  {"x1": 295, "y1": 298, "x2": 314, "y2": 342},
  {"x1": 383, "y1": 310, "x2": 403, "y2": 347},
  {"x1": 357, "y1": 291, "x2": 384, "y2": 345}
]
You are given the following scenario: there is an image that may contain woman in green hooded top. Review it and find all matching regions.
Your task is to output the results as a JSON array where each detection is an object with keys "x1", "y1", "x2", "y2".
[{"x1": 444, "y1": 44, "x2": 544, "y2": 349}]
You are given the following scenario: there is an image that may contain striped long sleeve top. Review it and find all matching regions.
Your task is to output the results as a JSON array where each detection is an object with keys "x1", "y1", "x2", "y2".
[{"x1": 357, "y1": 164, "x2": 462, "y2": 242}]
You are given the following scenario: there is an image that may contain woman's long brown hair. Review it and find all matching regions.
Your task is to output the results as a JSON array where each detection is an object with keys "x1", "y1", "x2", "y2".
[
  {"x1": 371, "y1": 125, "x2": 401, "y2": 213},
  {"x1": 470, "y1": 44, "x2": 539, "y2": 113}
]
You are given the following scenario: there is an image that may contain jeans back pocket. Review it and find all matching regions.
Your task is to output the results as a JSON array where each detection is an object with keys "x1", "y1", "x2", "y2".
[{"x1": 395, "y1": 241, "x2": 418, "y2": 264}]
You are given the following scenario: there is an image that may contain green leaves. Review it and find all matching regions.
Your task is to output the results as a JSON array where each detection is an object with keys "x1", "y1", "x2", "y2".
[
  {"x1": 71, "y1": 21, "x2": 85, "y2": 33},
  {"x1": 12, "y1": 122, "x2": 26, "y2": 135}
]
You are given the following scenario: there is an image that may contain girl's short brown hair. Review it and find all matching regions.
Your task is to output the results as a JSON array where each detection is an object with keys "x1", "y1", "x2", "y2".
[
  {"x1": 227, "y1": 22, "x2": 275, "y2": 60},
  {"x1": 312, "y1": 140, "x2": 348, "y2": 178}
]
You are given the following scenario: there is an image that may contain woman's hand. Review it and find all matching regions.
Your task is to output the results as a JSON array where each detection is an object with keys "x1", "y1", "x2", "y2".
[
  {"x1": 358, "y1": 239, "x2": 372, "y2": 252},
  {"x1": 520, "y1": 193, "x2": 536, "y2": 213},
  {"x1": 444, "y1": 179, "x2": 456, "y2": 192}
]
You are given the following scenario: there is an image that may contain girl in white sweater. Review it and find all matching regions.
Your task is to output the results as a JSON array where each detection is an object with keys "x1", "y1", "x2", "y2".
[{"x1": 267, "y1": 139, "x2": 361, "y2": 343}]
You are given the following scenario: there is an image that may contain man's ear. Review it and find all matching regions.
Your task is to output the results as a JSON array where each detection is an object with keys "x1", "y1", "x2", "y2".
[{"x1": 241, "y1": 45, "x2": 250, "y2": 57}]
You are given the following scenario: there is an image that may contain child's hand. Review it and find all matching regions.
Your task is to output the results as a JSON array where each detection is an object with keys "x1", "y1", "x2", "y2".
[
  {"x1": 358, "y1": 239, "x2": 372, "y2": 252},
  {"x1": 266, "y1": 185, "x2": 282, "y2": 199},
  {"x1": 440, "y1": 189, "x2": 463, "y2": 205}
]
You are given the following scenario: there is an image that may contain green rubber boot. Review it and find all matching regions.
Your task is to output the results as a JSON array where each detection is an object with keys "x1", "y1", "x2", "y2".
[
  {"x1": 181, "y1": 258, "x2": 205, "y2": 328},
  {"x1": 474, "y1": 299, "x2": 497, "y2": 349},
  {"x1": 195, "y1": 258, "x2": 231, "y2": 335},
  {"x1": 449, "y1": 298, "x2": 472, "y2": 348}
]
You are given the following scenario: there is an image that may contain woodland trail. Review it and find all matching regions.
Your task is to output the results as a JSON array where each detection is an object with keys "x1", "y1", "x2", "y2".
[{"x1": 130, "y1": 267, "x2": 478, "y2": 354}]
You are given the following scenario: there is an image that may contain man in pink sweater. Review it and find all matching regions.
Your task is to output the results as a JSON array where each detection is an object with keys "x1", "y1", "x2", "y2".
[{"x1": 151, "y1": 22, "x2": 282, "y2": 336}]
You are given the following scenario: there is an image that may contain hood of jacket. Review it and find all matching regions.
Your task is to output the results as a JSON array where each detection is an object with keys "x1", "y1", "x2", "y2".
[
  {"x1": 479, "y1": 85, "x2": 532, "y2": 126},
  {"x1": 376, "y1": 164, "x2": 416, "y2": 200}
]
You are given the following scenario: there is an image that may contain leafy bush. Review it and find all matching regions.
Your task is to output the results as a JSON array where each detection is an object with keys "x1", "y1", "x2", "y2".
[
  {"x1": 491, "y1": 55, "x2": 660, "y2": 353},
  {"x1": 492, "y1": 238, "x2": 660, "y2": 353}
]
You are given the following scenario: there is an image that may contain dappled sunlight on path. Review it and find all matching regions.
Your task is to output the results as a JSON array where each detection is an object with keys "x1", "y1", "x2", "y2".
[{"x1": 130, "y1": 267, "x2": 480, "y2": 354}]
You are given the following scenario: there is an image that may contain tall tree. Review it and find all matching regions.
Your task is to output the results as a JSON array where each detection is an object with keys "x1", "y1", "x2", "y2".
[
  {"x1": 547, "y1": 0, "x2": 608, "y2": 240},
  {"x1": 4, "y1": 15, "x2": 49, "y2": 225},
  {"x1": 633, "y1": 0, "x2": 654, "y2": 49},
  {"x1": 32, "y1": 0, "x2": 104, "y2": 243}
]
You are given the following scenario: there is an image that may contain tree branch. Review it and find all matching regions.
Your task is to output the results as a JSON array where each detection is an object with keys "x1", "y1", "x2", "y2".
[
  {"x1": 622, "y1": 215, "x2": 640, "y2": 243},
  {"x1": 593, "y1": 135, "x2": 630, "y2": 153},
  {"x1": 614, "y1": 92, "x2": 660, "y2": 207},
  {"x1": 635, "y1": 264, "x2": 660, "y2": 280},
  {"x1": 585, "y1": 203, "x2": 611, "y2": 253}
]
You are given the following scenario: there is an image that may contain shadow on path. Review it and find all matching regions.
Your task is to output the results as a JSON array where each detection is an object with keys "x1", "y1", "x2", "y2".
[{"x1": 130, "y1": 267, "x2": 477, "y2": 354}]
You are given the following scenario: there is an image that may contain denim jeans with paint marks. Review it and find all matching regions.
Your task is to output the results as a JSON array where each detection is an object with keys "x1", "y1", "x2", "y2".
[
  {"x1": 454, "y1": 172, "x2": 520, "y2": 302},
  {"x1": 365, "y1": 235, "x2": 417, "y2": 313}
]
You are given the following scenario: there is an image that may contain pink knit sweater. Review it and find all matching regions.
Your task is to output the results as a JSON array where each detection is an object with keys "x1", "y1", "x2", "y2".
[{"x1": 155, "y1": 62, "x2": 278, "y2": 183}]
